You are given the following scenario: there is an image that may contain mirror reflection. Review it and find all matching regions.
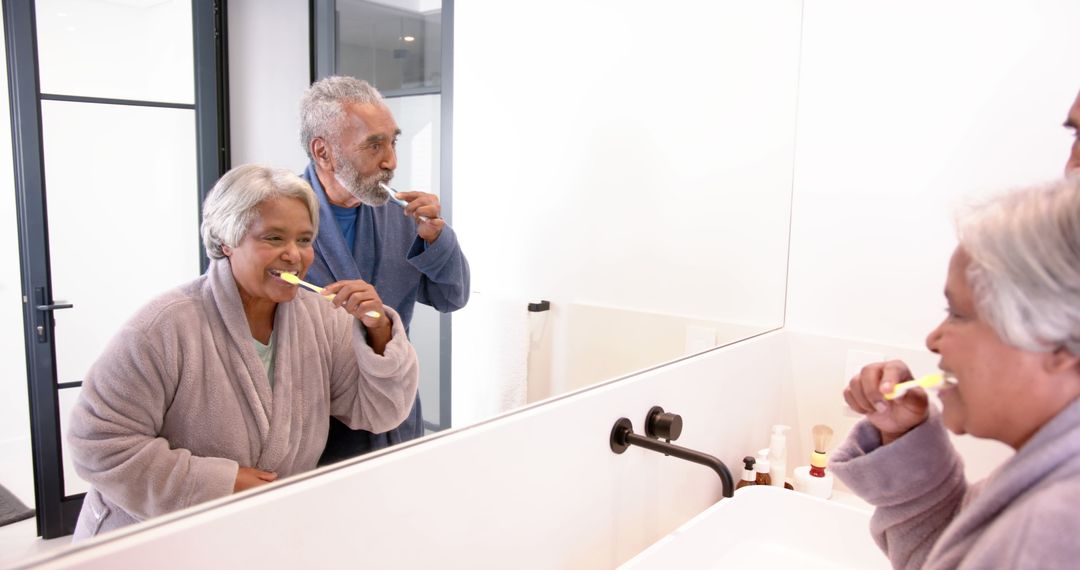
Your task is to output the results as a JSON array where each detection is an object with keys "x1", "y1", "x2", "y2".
[
  {"x1": 0, "y1": 0, "x2": 801, "y2": 551},
  {"x1": 68, "y1": 164, "x2": 421, "y2": 539}
]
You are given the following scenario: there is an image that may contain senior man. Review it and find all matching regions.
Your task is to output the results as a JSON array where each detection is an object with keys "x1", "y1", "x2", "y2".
[{"x1": 298, "y1": 76, "x2": 470, "y2": 464}]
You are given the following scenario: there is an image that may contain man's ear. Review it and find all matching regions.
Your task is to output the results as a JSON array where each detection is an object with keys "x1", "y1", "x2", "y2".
[{"x1": 310, "y1": 137, "x2": 334, "y2": 171}]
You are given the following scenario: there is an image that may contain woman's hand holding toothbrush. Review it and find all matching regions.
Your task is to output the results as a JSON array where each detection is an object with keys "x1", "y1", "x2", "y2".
[
  {"x1": 844, "y1": 360, "x2": 930, "y2": 445},
  {"x1": 322, "y1": 279, "x2": 392, "y2": 354}
]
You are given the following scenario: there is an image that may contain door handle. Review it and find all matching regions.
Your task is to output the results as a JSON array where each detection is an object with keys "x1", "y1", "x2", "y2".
[
  {"x1": 36, "y1": 302, "x2": 73, "y2": 311},
  {"x1": 33, "y1": 287, "x2": 73, "y2": 343}
]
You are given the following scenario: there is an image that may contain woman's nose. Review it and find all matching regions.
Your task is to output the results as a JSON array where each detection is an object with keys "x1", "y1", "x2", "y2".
[
  {"x1": 926, "y1": 320, "x2": 944, "y2": 354},
  {"x1": 282, "y1": 241, "x2": 300, "y2": 261}
]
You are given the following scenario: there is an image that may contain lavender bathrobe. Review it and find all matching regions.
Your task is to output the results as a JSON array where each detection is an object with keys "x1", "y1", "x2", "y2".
[
  {"x1": 831, "y1": 399, "x2": 1080, "y2": 569},
  {"x1": 67, "y1": 259, "x2": 419, "y2": 539}
]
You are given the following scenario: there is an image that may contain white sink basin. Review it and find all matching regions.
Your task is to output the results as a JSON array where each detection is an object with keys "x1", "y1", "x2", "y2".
[{"x1": 620, "y1": 485, "x2": 889, "y2": 569}]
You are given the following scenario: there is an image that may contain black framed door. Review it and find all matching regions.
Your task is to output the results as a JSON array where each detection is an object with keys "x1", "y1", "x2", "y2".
[{"x1": 3, "y1": 0, "x2": 228, "y2": 538}]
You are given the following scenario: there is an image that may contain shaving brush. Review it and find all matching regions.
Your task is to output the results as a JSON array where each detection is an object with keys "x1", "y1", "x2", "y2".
[{"x1": 810, "y1": 424, "x2": 834, "y2": 477}]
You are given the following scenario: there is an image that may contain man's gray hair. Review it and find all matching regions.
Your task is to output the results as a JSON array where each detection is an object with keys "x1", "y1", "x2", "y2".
[
  {"x1": 299, "y1": 76, "x2": 385, "y2": 160},
  {"x1": 959, "y1": 172, "x2": 1080, "y2": 356},
  {"x1": 201, "y1": 164, "x2": 320, "y2": 260}
]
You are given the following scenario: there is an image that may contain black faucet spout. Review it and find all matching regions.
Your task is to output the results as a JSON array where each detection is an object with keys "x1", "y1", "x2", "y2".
[{"x1": 610, "y1": 417, "x2": 735, "y2": 498}]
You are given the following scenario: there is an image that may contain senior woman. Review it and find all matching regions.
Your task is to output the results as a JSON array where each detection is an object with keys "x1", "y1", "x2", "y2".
[
  {"x1": 67, "y1": 164, "x2": 418, "y2": 539},
  {"x1": 834, "y1": 173, "x2": 1080, "y2": 568}
]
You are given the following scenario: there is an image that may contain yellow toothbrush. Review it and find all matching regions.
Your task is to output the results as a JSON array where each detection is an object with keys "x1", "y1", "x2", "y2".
[
  {"x1": 883, "y1": 372, "x2": 951, "y2": 400},
  {"x1": 277, "y1": 272, "x2": 381, "y2": 318}
]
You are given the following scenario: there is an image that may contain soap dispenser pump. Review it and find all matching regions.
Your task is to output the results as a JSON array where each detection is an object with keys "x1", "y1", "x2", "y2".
[
  {"x1": 735, "y1": 456, "x2": 756, "y2": 490},
  {"x1": 768, "y1": 425, "x2": 794, "y2": 489}
]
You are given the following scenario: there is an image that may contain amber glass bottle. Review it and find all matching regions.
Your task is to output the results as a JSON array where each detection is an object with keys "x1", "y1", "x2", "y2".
[{"x1": 735, "y1": 456, "x2": 757, "y2": 490}]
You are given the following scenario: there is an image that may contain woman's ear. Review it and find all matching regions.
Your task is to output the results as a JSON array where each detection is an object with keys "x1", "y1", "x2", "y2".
[
  {"x1": 1045, "y1": 346, "x2": 1080, "y2": 375},
  {"x1": 221, "y1": 244, "x2": 232, "y2": 257}
]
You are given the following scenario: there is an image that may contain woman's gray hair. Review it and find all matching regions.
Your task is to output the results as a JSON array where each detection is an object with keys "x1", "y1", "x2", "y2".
[
  {"x1": 201, "y1": 164, "x2": 320, "y2": 260},
  {"x1": 959, "y1": 172, "x2": 1080, "y2": 356},
  {"x1": 299, "y1": 76, "x2": 384, "y2": 160}
]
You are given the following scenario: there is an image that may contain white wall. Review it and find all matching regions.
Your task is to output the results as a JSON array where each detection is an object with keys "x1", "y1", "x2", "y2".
[
  {"x1": 452, "y1": 0, "x2": 803, "y2": 413},
  {"x1": 788, "y1": 0, "x2": 1080, "y2": 348},
  {"x1": 452, "y1": 0, "x2": 799, "y2": 325},
  {"x1": 227, "y1": 0, "x2": 310, "y2": 171}
]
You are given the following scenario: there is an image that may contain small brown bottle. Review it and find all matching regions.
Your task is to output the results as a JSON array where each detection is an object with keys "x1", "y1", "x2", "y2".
[
  {"x1": 735, "y1": 456, "x2": 757, "y2": 490},
  {"x1": 754, "y1": 449, "x2": 772, "y2": 486}
]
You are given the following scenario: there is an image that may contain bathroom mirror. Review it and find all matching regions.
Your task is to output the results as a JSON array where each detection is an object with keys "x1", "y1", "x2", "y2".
[{"x1": 0, "y1": 0, "x2": 802, "y2": 553}]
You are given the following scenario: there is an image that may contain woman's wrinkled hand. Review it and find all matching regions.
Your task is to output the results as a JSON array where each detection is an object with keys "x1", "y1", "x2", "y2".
[
  {"x1": 322, "y1": 279, "x2": 390, "y2": 331},
  {"x1": 322, "y1": 278, "x2": 393, "y2": 353},
  {"x1": 843, "y1": 360, "x2": 930, "y2": 444},
  {"x1": 233, "y1": 466, "x2": 277, "y2": 493}
]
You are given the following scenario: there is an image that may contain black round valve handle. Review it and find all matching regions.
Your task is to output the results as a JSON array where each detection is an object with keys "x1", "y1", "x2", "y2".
[
  {"x1": 645, "y1": 406, "x2": 683, "y2": 441},
  {"x1": 610, "y1": 417, "x2": 633, "y2": 454}
]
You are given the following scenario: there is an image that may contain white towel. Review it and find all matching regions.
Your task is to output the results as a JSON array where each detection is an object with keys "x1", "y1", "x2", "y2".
[{"x1": 451, "y1": 291, "x2": 530, "y2": 425}]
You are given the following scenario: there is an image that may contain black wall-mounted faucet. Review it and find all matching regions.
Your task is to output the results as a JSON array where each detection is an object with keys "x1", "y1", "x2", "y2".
[{"x1": 610, "y1": 408, "x2": 735, "y2": 498}]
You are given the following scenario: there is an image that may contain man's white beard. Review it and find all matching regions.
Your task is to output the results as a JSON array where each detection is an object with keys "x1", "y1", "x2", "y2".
[{"x1": 334, "y1": 151, "x2": 391, "y2": 206}]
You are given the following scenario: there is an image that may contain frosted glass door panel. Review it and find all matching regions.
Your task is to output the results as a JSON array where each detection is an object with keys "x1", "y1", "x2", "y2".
[
  {"x1": 40, "y1": 100, "x2": 200, "y2": 385},
  {"x1": 382, "y1": 95, "x2": 440, "y2": 195},
  {"x1": 58, "y1": 387, "x2": 89, "y2": 496},
  {"x1": 382, "y1": 94, "x2": 441, "y2": 428},
  {"x1": 35, "y1": 0, "x2": 194, "y2": 104},
  {"x1": 0, "y1": 19, "x2": 34, "y2": 507}
]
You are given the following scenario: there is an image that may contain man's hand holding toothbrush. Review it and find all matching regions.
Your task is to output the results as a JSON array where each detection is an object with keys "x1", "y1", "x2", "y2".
[{"x1": 379, "y1": 181, "x2": 445, "y2": 244}]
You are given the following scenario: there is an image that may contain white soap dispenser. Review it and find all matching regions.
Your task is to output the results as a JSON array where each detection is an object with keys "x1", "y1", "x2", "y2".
[{"x1": 768, "y1": 425, "x2": 793, "y2": 489}]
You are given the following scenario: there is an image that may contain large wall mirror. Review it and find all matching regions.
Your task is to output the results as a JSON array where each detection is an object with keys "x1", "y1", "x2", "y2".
[{"x1": 1, "y1": 0, "x2": 802, "y2": 553}]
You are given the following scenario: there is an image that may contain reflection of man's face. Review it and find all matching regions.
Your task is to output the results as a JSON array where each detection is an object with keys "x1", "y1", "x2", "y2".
[
  {"x1": 1067, "y1": 91, "x2": 1080, "y2": 174},
  {"x1": 333, "y1": 102, "x2": 400, "y2": 206},
  {"x1": 332, "y1": 143, "x2": 391, "y2": 206}
]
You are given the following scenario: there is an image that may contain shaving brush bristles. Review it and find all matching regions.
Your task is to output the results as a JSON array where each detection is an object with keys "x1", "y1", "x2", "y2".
[{"x1": 812, "y1": 424, "x2": 834, "y2": 453}]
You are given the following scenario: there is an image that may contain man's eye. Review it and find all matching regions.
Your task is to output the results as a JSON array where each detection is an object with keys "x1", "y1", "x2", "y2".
[{"x1": 369, "y1": 143, "x2": 381, "y2": 152}]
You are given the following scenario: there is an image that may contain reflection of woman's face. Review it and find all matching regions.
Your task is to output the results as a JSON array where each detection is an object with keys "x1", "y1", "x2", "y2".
[
  {"x1": 224, "y1": 197, "x2": 315, "y2": 305},
  {"x1": 926, "y1": 247, "x2": 1047, "y2": 447}
]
